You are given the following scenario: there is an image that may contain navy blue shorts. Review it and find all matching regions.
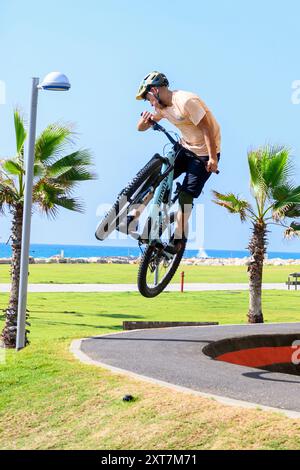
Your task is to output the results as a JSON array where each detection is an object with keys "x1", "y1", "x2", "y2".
[{"x1": 174, "y1": 148, "x2": 221, "y2": 199}]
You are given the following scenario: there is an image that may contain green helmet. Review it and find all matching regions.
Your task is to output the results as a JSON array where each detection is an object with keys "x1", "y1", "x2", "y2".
[{"x1": 136, "y1": 71, "x2": 169, "y2": 100}]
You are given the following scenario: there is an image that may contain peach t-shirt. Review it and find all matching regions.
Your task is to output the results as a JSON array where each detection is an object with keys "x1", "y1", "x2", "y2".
[{"x1": 154, "y1": 90, "x2": 221, "y2": 157}]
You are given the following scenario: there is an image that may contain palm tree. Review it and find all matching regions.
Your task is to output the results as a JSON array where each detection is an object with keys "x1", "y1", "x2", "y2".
[
  {"x1": 0, "y1": 110, "x2": 96, "y2": 347},
  {"x1": 213, "y1": 145, "x2": 300, "y2": 323}
]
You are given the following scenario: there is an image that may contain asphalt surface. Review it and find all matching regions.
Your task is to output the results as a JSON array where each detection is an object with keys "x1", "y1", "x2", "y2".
[
  {"x1": 0, "y1": 283, "x2": 288, "y2": 292},
  {"x1": 80, "y1": 323, "x2": 300, "y2": 414}
]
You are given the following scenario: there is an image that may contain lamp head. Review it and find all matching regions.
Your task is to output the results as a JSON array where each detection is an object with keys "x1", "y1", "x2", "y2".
[{"x1": 38, "y1": 72, "x2": 71, "y2": 91}]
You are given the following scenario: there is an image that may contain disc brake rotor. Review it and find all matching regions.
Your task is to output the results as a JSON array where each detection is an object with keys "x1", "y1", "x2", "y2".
[{"x1": 149, "y1": 248, "x2": 173, "y2": 272}]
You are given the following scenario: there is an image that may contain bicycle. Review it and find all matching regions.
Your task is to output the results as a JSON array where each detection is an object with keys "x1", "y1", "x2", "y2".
[{"x1": 95, "y1": 121, "x2": 216, "y2": 298}]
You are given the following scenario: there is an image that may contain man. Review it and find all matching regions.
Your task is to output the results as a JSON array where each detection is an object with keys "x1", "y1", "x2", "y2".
[{"x1": 132, "y1": 71, "x2": 221, "y2": 253}]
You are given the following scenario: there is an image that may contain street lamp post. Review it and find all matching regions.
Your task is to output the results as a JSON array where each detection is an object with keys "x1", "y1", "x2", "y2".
[{"x1": 16, "y1": 72, "x2": 71, "y2": 350}]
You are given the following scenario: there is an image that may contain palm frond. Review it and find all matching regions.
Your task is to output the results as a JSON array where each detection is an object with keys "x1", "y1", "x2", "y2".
[
  {"x1": 284, "y1": 222, "x2": 300, "y2": 239},
  {"x1": 2, "y1": 159, "x2": 24, "y2": 176},
  {"x1": 46, "y1": 149, "x2": 96, "y2": 181},
  {"x1": 34, "y1": 123, "x2": 74, "y2": 163},
  {"x1": 263, "y1": 145, "x2": 292, "y2": 189},
  {"x1": 14, "y1": 109, "x2": 27, "y2": 157},
  {"x1": 0, "y1": 180, "x2": 18, "y2": 206},
  {"x1": 33, "y1": 180, "x2": 84, "y2": 217},
  {"x1": 44, "y1": 150, "x2": 97, "y2": 189},
  {"x1": 272, "y1": 183, "x2": 294, "y2": 201},
  {"x1": 52, "y1": 167, "x2": 97, "y2": 186},
  {"x1": 33, "y1": 161, "x2": 46, "y2": 178},
  {"x1": 248, "y1": 149, "x2": 267, "y2": 197},
  {"x1": 248, "y1": 145, "x2": 292, "y2": 198},
  {"x1": 274, "y1": 185, "x2": 300, "y2": 206},
  {"x1": 283, "y1": 205, "x2": 300, "y2": 219},
  {"x1": 212, "y1": 191, "x2": 251, "y2": 222},
  {"x1": 29, "y1": 121, "x2": 95, "y2": 219},
  {"x1": 272, "y1": 184, "x2": 300, "y2": 220},
  {"x1": 51, "y1": 196, "x2": 84, "y2": 213}
]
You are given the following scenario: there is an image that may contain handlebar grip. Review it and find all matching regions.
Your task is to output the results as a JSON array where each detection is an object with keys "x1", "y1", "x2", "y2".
[
  {"x1": 140, "y1": 112, "x2": 153, "y2": 121},
  {"x1": 140, "y1": 112, "x2": 157, "y2": 128},
  {"x1": 199, "y1": 156, "x2": 220, "y2": 175}
]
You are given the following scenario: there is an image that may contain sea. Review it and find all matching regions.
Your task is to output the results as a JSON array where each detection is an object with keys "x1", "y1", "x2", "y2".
[{"x1": 1, "y1": 243, "x2": 300, "y2": 260}]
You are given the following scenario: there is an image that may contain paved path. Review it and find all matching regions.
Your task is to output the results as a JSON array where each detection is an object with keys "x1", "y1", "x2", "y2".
[
  {"x1": 0, "y1": 283, "x2": 288, "y2": 292},
  {"x1": 72, "y1": 323, "x2": 300, "y2": 417}
]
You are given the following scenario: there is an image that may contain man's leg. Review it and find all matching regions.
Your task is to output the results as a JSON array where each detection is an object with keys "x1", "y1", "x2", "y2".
[
  {"x1": 164, "y1": 191, "x2": 193, "y2": 254},
  {"x1": 174, "y1": 190, "x2": 194, "y2": 240},
  {"x1": 165, "y1": 154, "x2": 213, "y2": 254}
]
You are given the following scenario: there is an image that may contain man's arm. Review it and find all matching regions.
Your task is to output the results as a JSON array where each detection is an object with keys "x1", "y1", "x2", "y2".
[
  {"x1": 196, "y1": 113, "x2": 218, "y2": 173},
  {"x1": 184, "y1": 98, "x2": 218, "y2": 173},
  {"x1": 137, "y1": 111, "x2": 162, "y2": 131}
]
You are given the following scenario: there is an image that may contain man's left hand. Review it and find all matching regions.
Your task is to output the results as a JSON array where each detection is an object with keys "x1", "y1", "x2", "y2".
[{"x1": 206, "y1": 159, "x2": 218, "y2": 173}]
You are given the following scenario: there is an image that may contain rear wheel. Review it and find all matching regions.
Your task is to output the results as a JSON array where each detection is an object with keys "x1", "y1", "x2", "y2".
[
  {"x1": 95, "y1": 155, "x2": 163, "y2": 241},
  {"x1": 137, "y1": 212, "x2": 186, "y2": 298}
]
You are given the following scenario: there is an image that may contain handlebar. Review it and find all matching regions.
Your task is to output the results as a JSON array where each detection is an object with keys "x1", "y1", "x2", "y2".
[
  {"x1": 140, "y1": 113, "x2": 177, "y2": 145},
  {"x1": 151, "y1": 121, "x2": 177, "y2": 145}
]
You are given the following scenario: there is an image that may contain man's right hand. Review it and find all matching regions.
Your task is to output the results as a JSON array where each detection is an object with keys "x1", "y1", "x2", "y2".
[
  {"x1": 141, "y1": 111, "x2": 154, "y2": 124},
  {"x1": 137, "y1": 111, "x2": 157, "y2": 132}
]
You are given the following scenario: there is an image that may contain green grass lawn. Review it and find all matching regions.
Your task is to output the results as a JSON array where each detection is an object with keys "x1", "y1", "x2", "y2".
[
  {"x1": 0, "y1": 290, "x2": 299, "y2": 450},
  {"x1": 0, "y1": 263, "x2": 298, "y2": 284}
]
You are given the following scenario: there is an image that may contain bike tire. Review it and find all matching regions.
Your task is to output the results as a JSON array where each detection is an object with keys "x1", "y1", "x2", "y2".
[
  {"x1": 137, "y1": 240, "x2": 186, "y2": 298},
  {"x1": 95, "y1": 155, "x2": 163, "y2": 241}
]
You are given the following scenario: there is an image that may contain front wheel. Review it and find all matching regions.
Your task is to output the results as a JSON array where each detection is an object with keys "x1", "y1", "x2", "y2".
[{"x1": 95, "y1": 155, "x2": 163, "y2": 241}]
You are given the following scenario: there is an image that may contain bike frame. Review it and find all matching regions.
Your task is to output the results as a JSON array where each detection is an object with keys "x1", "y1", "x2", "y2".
[
  {"x1": 145, "y1": 149, "x2": 176, "y2": 243},
  {"x1": 138, "y1": 122, "x2": 178, "y2": 245},
  {"x1": 130, "y1": 120, "x2": 218, "y2": 246}
]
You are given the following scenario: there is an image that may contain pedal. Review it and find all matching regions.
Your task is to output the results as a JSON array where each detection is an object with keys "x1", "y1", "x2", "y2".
[{"x1": 150, "y1": 240, "x2": 165, "y2": 250}]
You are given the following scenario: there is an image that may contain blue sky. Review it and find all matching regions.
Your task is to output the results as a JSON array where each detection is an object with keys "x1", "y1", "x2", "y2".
[{"x1": 1, "y1": 0, "x2": 300, "y2": 252}]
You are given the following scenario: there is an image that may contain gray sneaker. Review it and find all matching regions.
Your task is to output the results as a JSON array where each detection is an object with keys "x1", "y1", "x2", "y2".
[{"x1": 164, "y1": 238, "x2": 186, "y2": 255}]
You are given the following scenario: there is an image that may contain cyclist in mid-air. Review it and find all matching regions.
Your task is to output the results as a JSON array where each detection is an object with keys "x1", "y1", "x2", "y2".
[{"x1": 122, "y1": 71, "x2": 221, "y2": 254}]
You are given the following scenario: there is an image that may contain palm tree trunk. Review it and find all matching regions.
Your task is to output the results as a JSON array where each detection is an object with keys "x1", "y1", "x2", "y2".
[
  {"x1": 247, "y1": 221, "x2": 267, "y2": 324},
  {"x1": 1, "y1": 203, "x2": 27, "y2": 348}
]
